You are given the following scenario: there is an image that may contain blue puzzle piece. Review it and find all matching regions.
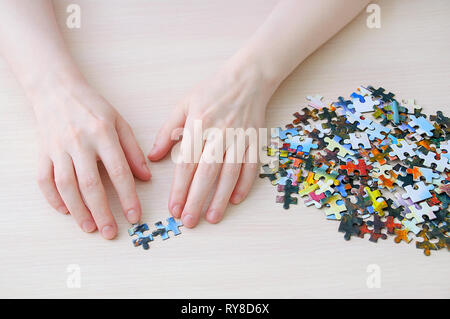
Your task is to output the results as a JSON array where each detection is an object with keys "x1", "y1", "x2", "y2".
[
  {"x1": 409, "y1": 115, "x2": 435, "y2": 137},
  {"x1": 334, "y1": 96, "x2": 354, "y2": 115},
  {"x1": 166, "y1": 217, "x2": 183, "y2": 236},
  {"x1": 129, "y1": 218, "x2": 183, "y2": 249},
  {"x1": 279, "y1": 128, "x2": 299, "y2": 140},
  {"x1": 418, "y1": 167, "x2": 439, "y2": 183},
  {"x1": 286, "y1": 135, "x2": 303, "y2": 150},
  {"x1": 154, "y1": 222, "x2": 169, "y2": 240},
  {"x1": 133, "y1": 234, "x2": 153, "y2": 250},
  {"x1": 335, "y1": 176, "x2": 348, "y2": 197},
  {"x1": 297, "y1": 137, "x2": 318, "y2": 154},
  {"x1": 129, "y1": 223, "x2": 154, "y2": 250},
  {"x1": 154, "y1": 217, "x2": 183, "y2": 240},
  {"x1": 390, "y1": 100, "x2": 400, "y2": 124},
  {"x1": 367, "y1": 121, "x2": 390, "y2": 141},
  {"x1": 350, "y1": 92, "x2": 365, "y2": 103},
  {"x1": 128, "y1": 223, "x2": 149, "y2": 237},
  {"x1": 440, "y1": 142, "x2": 450, "y2": 161},
  {"x1": 402, "y1": 181, "x2": 434, "y2": 203},
  {"x1": 398, "y1": 123, "x2": 415, "y2": 133}
]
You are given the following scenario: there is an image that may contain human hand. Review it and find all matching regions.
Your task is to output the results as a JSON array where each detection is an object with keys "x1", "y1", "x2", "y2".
[
  {"x1": 148, "y1": 59, "x2": 277, "y2": 228},
  {"x1": 33, "y1": 78, "x2": 151, "y2": 239}
]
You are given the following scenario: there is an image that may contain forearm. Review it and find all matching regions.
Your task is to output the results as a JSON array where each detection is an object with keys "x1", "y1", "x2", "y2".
[
  {"x1": 0, "y1": 0, "x2": 82, "y2": 101},
  {"x1": 231, "y1": 0, "x2": 370, "y2": 88}
]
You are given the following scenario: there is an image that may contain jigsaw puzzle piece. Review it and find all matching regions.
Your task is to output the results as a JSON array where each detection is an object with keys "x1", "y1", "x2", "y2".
[
  {"x1": 338, "y1": 213, "x2": 363, "y2": 240},
  {"x1": 389, "y1": 140, "x2": 417, "y2": 161},
  {"x1": 415, "y1": 225, "x2": 438, "y2": 256},
  {"x1": 349, "y1": 95, "x2": 380, "y2": 113},
  {"x1": 394, "y1": 228, "x2": 411, "y2": 244},
  {"x1": 364, "y1": 187, "x2": 387, "y2": 215},
  {"x1": 344, "y1": 132, "x2": 371, "y2": 150},
  {"x1": 402, "y1": 181, "x2": 434, "y2": 203},
  {"x1": 153, "y1": 217, "x2": 184, "y2": 240},
  {"x1": 322, "y1": 194, "x2": 347, "y2": 220},
  {"x1": 408, "y1": 115, "x2": 435, "y2": 137},
  {"x1": 405, "y1": 202, "x2": 439, "y2": 223},
  {"x1": 324, "y1": 136, "x2": 354, "y2": 158},
  {"x1": 306, "y1": 94, "x2": 325, "y2": 109},
  {"x1": 128, "y1": 223, "x2": 149, "y2": 237},
  {"x1": 129, "y1": 223, "x2": 154, "y2": 250},
  {"x1": 418, "y1": 150, "x2": 449, "y2": 172},
  {"x1": 401, "y1": 219, "x2": 422, "y2": 235},
  {"x1": 133, "y1": 235, "x2": 154, "y2": 250},
  {"x1": 366, "y1": 121, "x2": 390, "y2": 141}
]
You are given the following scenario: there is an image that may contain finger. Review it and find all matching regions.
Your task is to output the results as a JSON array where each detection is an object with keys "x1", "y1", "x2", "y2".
[
  {"x1": 168, "y1": 119, "x2": 200, "y2": 218},
  {"x1": 148, "y1": 104, "x2": 186, "y2": 161},
  {"x1": 53, "y1": 153, "x2": 97, "y2": 233},
  {"x1": 181, "y1": 141, "x2": 222, "y2": 228},
  {"x1": 37, "y1": 154, "x2": 68, "y2": 214},
  {"x1": 98, "y1": 134, "x2": 142, "y2": 224},
  {"x1": 116, "y1": 116, "x2": 151, "y2": 181},
  {"x1": 230, "y1": 148, "x2": 258, "y2": 204},
  {"x1": 71, "y1": 152, "x2": 117, "y2": 239},
  {"x1": 205, "y1": 156, "x2": 242, "y2": 224}
]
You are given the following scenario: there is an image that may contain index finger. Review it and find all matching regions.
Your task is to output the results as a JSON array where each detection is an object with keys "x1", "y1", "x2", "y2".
[{"x1": 98, "y1": 134, "x2": 142, "y2": 224}]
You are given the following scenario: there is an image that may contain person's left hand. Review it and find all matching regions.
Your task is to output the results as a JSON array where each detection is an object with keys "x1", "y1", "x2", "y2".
[{"x1": 148, "y1": 60, "x2": 277, "y2": 227}]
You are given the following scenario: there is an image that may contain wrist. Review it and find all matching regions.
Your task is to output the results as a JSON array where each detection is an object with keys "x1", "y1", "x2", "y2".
[
  {"x1": 29, "y1": 72, "x2": 93, "y2": 121},
  {"x1": 21, "y1": 62, "x2": 87, "y2": 105},
  {"x1": 227, "y1": 45, "x2": 286, "y2": 93},
  {"x1": 222, "y1": 50, "x2": 280, "y2": 104}
]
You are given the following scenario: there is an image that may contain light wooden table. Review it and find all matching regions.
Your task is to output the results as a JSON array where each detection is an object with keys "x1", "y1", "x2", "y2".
[{"x1": 0, "y1": 0, "x2": 449, "y2": 298}]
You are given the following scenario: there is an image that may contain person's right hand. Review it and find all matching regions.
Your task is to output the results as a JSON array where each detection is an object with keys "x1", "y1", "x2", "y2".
[{"x1": 33, "y1": 78, "x2": 151, "y2": 239}]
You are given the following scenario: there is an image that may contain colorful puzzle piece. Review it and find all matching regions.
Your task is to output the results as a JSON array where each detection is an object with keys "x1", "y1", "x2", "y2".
[{"x1": 259, "y1": 86, "x2": 449, "y2": 257}]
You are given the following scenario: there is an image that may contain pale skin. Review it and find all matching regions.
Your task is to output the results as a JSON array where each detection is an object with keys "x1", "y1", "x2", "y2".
[
  {"x1": 0, "y1": 0, "x2": 151, "y2": 240},
  {"x1": 0, "y1": 0, "x2": 369, "y2": 238},
  {"x1": 148, "y1": 0, "x2": 370, "y2": 228}
]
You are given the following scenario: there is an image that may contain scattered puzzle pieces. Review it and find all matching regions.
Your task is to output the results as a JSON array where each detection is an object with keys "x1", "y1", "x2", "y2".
[
  {"x1": 128, "y1": 217, "x2": 183, "y2": 250},
  {"x1": 260, "y1": 85, "x2": 449, "y2": 256}
]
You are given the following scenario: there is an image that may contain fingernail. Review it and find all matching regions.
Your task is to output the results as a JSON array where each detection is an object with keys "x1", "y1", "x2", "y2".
[
  {"x1": 231, "y1": 194, "x2": 242, "y2": 203},
  {"x1": 57, "y1": 206, "x2": 69, "y2": 214},
  {"x1": 148, "y1": 145, "x2": 158, "y2": 158},
  {"x1": 101, "y1": 225, "x2": 116, "y2": 239},
  {"x1": 172, "y1": 204, "x2": 182, "y2": 218},
  {"x1": 182, "y1": 214, "x2": 196, "y2": 228},
  {"x1": 82, "y1": 220, "x2": 96, "y2": 233},
  {"x1": 207, "y1": 210, "x2": 221, "y2": 224},
  {"x1": 142, "y1": 162, "x2": 150, "y2": 174},
  {"x1": 126, "y1": 209, "x2": 139, "y2": 223}
]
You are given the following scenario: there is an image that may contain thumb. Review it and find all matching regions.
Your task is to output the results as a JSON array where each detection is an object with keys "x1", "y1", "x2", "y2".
[{"x1": 148, "y1": 106, "x2": 186, "y2": 161}]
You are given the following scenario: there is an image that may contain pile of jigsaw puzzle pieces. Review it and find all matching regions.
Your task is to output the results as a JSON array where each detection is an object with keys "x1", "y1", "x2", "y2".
[
  {"x1": 128, "y1": 217, "x2": 183, "y2": 250},
  {"x1": 260, "y1": 86, "x2": 449, "y2": 256}
]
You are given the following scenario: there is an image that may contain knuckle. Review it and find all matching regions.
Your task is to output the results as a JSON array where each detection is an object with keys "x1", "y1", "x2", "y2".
[
  {"x1": 122, "y1": 121, "x2": 133, "y2": 133},
  {"x1": 222, "y1": 164, "x2": 240, "y2": 176},
  {"x1": 46, "y1": 192, "x2": 61, "y2": 206},
  {"x1": 179, "y1": 161, "x2": 195, "y2": 171},
  {"x1": 199, "y1": 164, "x2": 217, "y2": 178},
  {"x1": 197, "y1": 113, "x2": 212, "y2": 126},
  {"x1": 55, "y1": 173, "x2": 72, "y2": 189},
  {"x1": 223, "y1": 116, "x2": 234, "y2": 128},
  {"x1": 92, "y1": 119, "x2": 113, "y2": 135},
  {"x1": 110, "y1": 164, "x2": 129, "y2": 180},
  {"x1": 66, "y1": 125, "x2": 83, "y2": 144},
  {"x1": 80, "y1": 173, "x2": 100, "y2": 190},
  {"x1": 36, "y1": 173, "x2": 51, "y2": 187}
]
